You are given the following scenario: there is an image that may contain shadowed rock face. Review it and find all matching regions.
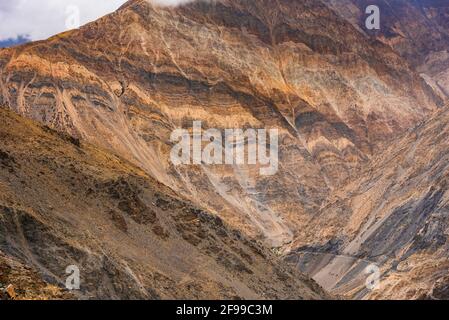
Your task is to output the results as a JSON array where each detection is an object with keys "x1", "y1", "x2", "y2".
[
  {"x1": 324, "y1": 0, "x2": 449, "y2": 99},
  {"x1": 0, "y1": 0, "x2": 441, "y2": 249},
  {"x1": 0, "y1": 106, "x2": 328, "y2": 300},
  {"x1": 287, "y1": 105, "x2": 449, "y2": 300},
  {"x1": 0, "y1": 250, "x2": 74, "y2": 300},
  {"x1": 278, "y1": 1, "x2": 449, "y2": 299},
  {"x1": 0, "y1": 0, "x2": 449, "y2": 300}
]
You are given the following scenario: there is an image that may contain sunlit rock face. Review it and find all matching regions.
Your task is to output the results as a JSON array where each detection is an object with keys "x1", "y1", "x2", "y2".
[
  {"x1": 287, "y1": 103, "x2": 449, "y2": 300},
  {"x1": 1, "y1": 0, "x2": 449, "y2": 300},
  {"x1": 257, "y1": 0, "x2": 449, "y2": 300},
  {"x1": 0, "y1": 107, "x2": 328, "y2": 300},
  {"x1": 0, "y1": 0, "x2": 442, "y2": 249}
]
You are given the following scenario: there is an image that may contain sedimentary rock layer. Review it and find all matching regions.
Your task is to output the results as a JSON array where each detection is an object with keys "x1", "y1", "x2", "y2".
[
  {"x1": 0, "y1": 106, "x2": 327, "y2": 299},
  {"x1": 0, "y1": 0, "x2": 441, "y2": 248}
]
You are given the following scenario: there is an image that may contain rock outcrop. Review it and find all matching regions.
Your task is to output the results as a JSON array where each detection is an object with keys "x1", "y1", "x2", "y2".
[
  {"x1": 0, "y1": 250, "x2": 73, "y2": 300},
  {"x1": 287, "y1": 104, "x2": 449, "y2": 299}
]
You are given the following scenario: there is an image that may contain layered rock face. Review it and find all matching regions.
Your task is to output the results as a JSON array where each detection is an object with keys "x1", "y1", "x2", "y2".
[
  {"x1": 325, "y1": 0, "x2": 449, "y2": 98},
  {"x1": 288, "y1": 104, "x2": 449, "y2": 300},
  {"x1": 0, "y1": 106, "x2": 327, "y2": 299},
  {"x1": 0, "y1": 250, "x2": 74, "y2": 300},
  {"x1": 0, "y1": 0, "x2": 441, "y2": 249},
  {"x1": 279, "y1": 1, "x2": 449, "y2": 299},
  {"x1": 1, "y1": 0, "x2": 449, "y2": 300}
]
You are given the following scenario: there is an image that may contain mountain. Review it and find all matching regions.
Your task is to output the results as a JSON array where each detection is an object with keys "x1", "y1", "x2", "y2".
[
  {"x1": 282, "y1": 0, "x2": 449, "y2": 300},
  {"x1": 0, "y1": 106, "x2": 327, "y2": 299},
  {"x1": 0, "y1": 250, "x2": 73, "y2": 300},
  {"x1": 0, "y1": 0, "x2": 448, "y2": 300},
  {"x1": 0, "y1": 0, "x2": 441, "y2": 250},
  {"x1": 0, "y1": 36, "x2": 31, "y2": 49}
]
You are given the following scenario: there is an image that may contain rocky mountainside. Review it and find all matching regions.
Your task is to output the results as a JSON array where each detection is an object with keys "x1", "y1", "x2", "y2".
[
  {"x1": 0, "y1": 250, "x2": 73, "y2": 300},
  {"x1": 325, "y1": 0, "x2": 449, "y2": 98},
  {"x1": 282, "y1": 0, "x2": 449, "y2": 300},
  {"x1": 287, "y1": 103, "x2": 449, "y2": 300},
  {"x1": 0, "y1": 106, "x2": 327, "y2": 299},
  {"x1": 0, "y1": 0, "x2": 442, "y2": 249},
  {"x1": 0, "y1": 0, "x2": 449, "y2": 300}
]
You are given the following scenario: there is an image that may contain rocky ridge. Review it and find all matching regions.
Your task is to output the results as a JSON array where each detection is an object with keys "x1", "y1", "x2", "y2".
[{"x1": 287, "y1": 104, "x2": 449, "y2": 299}]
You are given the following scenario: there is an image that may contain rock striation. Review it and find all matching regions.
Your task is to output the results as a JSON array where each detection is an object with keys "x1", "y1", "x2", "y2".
[
  {"x1": 1, "y1": 0, "x2": 449, "y2": 300},
  {"x1": 0, "y1": 106, "x2": 327, "y2": 299},
  {"x1": 0, "y1": 0, "x2": 441, "y2": 248},
  {"x1": 287, "y1": 104, "x2": 449, "y2": 299}
]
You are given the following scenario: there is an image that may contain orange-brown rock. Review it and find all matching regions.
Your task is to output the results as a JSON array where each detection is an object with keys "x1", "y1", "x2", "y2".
[
  {"x1": 325, "y1": 0, "x2": 449, "y2": 99},
  {"x1": 0, "y1": 0, "x2": 442, "y2": 249},
  {"x1": 287, "y1": 104, "x2": 449, "y2": 299},
  {"x1": 0, "y1": 250, "x2": 73, "y2": 300},
  {"x1": 1, "y1": 0, "x2": 449, "y2": 300}
]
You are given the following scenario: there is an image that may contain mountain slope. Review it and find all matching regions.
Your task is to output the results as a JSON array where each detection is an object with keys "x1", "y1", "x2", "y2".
[
  {"x1": 0, "y1": 250, "x2": 73, "y2": 300},
  {"x1": 279, "y1": 0, "x2": 449, "y2": 299},
  {"x1": 325, "y1": 0, "x2": 449, "y2": 98},
  {"x1": 287, "y1": 104, "x2": 449, "y2": 299},
  {"x1": 0, "y1": 0, "x2": 442, "y2": 249},
  {"x1": 0, "y1": 106, "x2": 328, "y2": 300}
]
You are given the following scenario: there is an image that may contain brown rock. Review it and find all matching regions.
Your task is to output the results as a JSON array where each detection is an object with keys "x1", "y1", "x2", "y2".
[
  {"x1": 5, "y1": 285, "x2": 16, "y2": 300},
  {"x1": 0, "y1": 107, "x2": 329, "y2": 300},
  {"x1": 0, "y1": 0, "x2": 448, "y2": 301},
  {"x1": 0, "y1": 0, "x2": 442, "y2": 252}
]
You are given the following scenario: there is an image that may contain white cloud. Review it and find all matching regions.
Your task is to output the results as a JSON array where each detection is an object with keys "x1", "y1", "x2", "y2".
[{"x1": 0, "y1": 0, "x2": 128, "y2": 41}]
